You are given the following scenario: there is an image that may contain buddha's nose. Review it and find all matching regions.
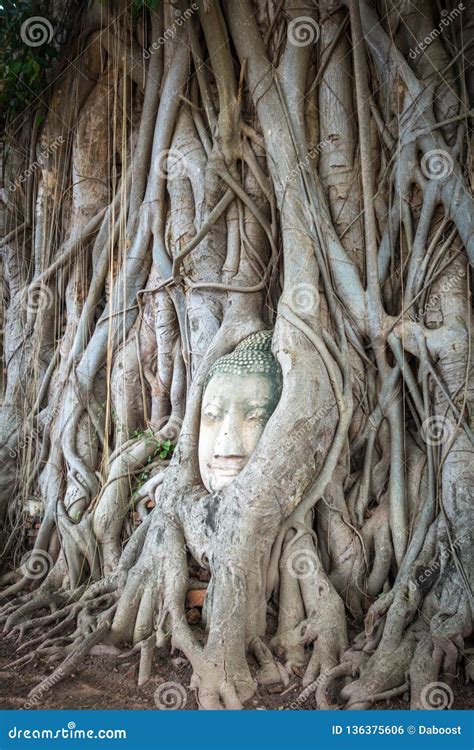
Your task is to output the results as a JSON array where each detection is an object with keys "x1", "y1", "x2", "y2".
[{"x1": 214, "y1": 415, "x2": 245, "y2": 457}]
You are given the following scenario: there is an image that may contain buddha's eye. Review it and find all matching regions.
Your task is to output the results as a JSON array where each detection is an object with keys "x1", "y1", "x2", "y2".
[
  {"x1": 246, "y1": 408, "x2": 267, "y2": 422},
  {"x1": 203, "y1": 408, "x2": 222, "y2": 422}
]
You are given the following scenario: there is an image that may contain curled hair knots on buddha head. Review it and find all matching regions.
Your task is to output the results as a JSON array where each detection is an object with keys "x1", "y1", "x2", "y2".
[{"x1": 204, "y1": 330, "x2": 282, "y2": 405}]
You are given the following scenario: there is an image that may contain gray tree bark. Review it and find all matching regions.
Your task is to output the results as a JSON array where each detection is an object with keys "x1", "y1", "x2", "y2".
[{"x1": 0, "y1": 0, "x2": 472, "y2": 710}]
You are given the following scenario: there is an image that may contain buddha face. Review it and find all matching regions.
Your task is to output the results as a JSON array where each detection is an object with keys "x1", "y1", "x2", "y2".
[{"x1": 199, "y1": 371, "x2": 278, "y2": 493}]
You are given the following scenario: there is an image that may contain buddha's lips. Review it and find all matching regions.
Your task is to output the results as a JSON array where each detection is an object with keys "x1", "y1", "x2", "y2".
[{"x1": 210, "y1": 462, "x2": 244, "y2": 475}]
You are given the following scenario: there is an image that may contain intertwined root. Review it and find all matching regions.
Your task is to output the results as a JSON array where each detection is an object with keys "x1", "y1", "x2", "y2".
[
  {"x1": 250, "y1": 637, "x2": 290, "y2": 687},
  {"x1": 108, "y1": 511, "x2": 351, "y2": 709},
  {"x1": 1, "y1": 490, "x2": 469, "y2": 712},
  {"x1": 307, "y1": 574, "x2": 470, "y2": 711},
  {"x1": 0, "y1": 565, "x2": 468, "y2": 711},
  {"x1": 338, "y1": 635, "x2": 416, "y2": 709},
  {"x1": 0, "y1": 575, "x2": 123, "y2": 691},
  {"x1": 269, "y1": 520, "x2": 349, "y2": 693},
  {"x1": 189, "y1": 672, "x2": 243, "y2": 710}
]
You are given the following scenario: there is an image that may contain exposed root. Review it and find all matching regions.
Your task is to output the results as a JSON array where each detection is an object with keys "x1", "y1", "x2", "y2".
[
  {"x1": 1, "y1": 0, "x2": 471, "y2": 715},
  {"x1": 250, "y1": 637, "x2": 289, "y2": 687},
  {"x1": 28, "y1": 619, "x2": 113, "y2": 701},
  {"x1": 316, "y1": 662, "x2": 358, "y2": 709}
]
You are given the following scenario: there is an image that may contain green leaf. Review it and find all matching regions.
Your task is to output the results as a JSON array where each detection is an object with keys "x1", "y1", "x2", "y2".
[
  {"x1": 8, "y1": 60, "x2": 23, "y2": 74},
  {"x1": 29, "y1": 59, "x2": 41, "y2": 84}
]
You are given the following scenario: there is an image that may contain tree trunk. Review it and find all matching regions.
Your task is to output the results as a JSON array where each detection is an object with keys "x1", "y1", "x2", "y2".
[{"x1": 0, "y1": 0, "x2": 472, "y2": 711}]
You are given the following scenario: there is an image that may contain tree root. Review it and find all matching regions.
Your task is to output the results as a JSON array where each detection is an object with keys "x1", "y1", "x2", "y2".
[
  {"x1": 28, "y1": 619, "x2": 112, "y2": 701},
  {"x1": 270, "y1": 522, "x2": 348, "y2": 689},
  {"x1": 250, "y1": 637, "x2": 289, "y2": 687},
  {"x1": 316, "y1": 662, "x2": 359, "y2": 709}
]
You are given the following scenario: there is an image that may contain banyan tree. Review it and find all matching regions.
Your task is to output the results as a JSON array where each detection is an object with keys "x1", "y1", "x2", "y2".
[{"x1": 0, "y1": 0, "x2": 472, "y2": 710}]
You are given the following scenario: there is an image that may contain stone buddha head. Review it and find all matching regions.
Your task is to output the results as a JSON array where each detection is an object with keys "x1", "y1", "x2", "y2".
[{"x1": 198, "y1": 330, "x2": 282, "y2": 493}]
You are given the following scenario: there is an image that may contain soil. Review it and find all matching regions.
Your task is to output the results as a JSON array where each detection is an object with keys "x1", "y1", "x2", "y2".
[{"x1": 0, "y1": 637, "x2": 472, "y2": 711}]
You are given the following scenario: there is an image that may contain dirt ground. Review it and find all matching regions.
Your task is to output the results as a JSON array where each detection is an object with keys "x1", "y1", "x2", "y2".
[{"x1": 0, "y1": 637, "x2": 472, "y2": 711}]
